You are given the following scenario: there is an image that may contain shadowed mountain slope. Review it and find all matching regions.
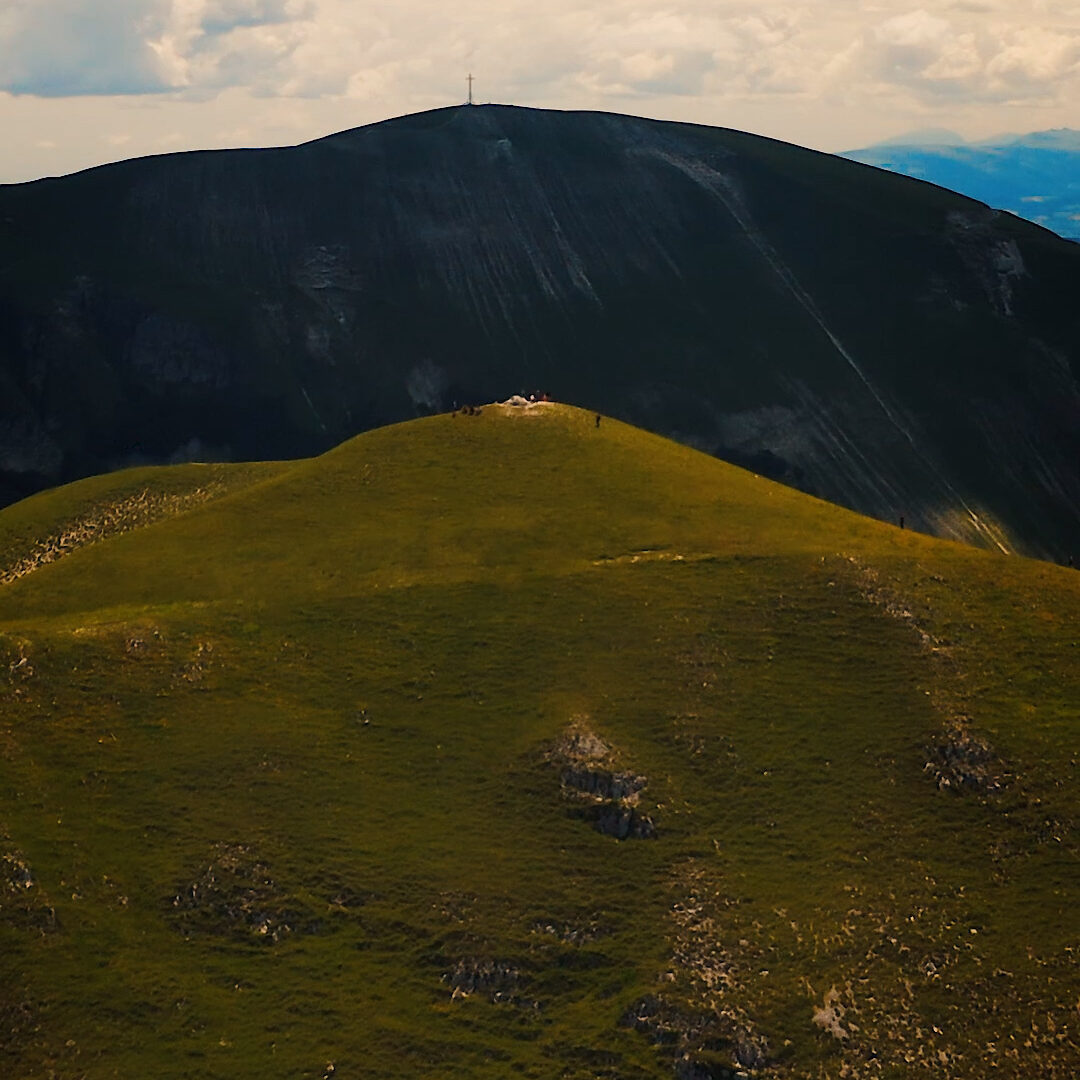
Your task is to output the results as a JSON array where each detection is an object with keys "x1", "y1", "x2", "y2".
[
  {"x1": 1, "y1": 405, "x2": 1077, "y2": 1080},
  {"x1": 2, "y1": 105, "x2": 1079, "y2": 559}
]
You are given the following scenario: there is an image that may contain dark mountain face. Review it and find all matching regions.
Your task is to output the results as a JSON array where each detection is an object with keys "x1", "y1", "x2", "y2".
[{"x1": 2, "y1": 104, "x2": 1079, "y2": 559}]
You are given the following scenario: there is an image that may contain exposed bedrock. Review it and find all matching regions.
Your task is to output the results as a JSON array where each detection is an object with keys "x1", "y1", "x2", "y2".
[{"x1": 548, "y1": 720, "x2": 658, "y2": 840}]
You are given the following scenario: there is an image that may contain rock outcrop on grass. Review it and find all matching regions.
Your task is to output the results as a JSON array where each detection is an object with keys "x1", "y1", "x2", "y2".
[
  {"x1": 926, "y1": 722, "x2": 1006, "y2": 793},
  {"x1": 621, "y1": 992, "x2": 770, "y2": 1078},
  {"x1": 1, "y1": 842, "x2": 57, "y2": 935},
  {"x1": 548, "y1": 720, "x2": 657, "y2": 839},
  {"x1": 1, "y1": 634, "x2": 34, "y2": 693},
  {"x1": 446, "y1": 958, "x2": 524, "y2": 1004},
  {"x1": 169, "y1": 843, "x2": 322, "y2": 944}
]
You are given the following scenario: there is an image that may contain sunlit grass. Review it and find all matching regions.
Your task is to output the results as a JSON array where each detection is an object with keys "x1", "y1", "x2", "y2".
[{"x1": 1, "y1": 405, "x2": 1077, "y2": 1079}]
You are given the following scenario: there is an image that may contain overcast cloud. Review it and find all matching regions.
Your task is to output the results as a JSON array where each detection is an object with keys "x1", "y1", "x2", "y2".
[{"x1": 1, "y1": 0, "x2": 1078, "y2": 181}]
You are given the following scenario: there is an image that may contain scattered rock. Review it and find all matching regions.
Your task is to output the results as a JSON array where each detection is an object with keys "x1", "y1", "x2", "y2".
[
  {"x1": 433, "y1": 890, "x2": 477, "y2": 923},
  {"x1": 531, "y1": 918, "x2": 604, "y2": 945},
  {"x1": 446, "y1": 958, "x2": 524, "y2": 1004},
  {"x1": 0, "y1": 486, "x2": 219, "y2": 587},
  {"x1": 170, "y1": 843, "x2": 323, "y2": 943},
  {"x1": 1, "y1": 636, "x2": 34, "y2": 686},
  {"x1": 178, "y1": 640, "x2": 214, "y2": 684},
  {"x1": 926, "y1": 723, "x2": 1005, "y2": 793},
  {"x1": 549, "y1": 721, "x2": 612, "y2": 765},
  {"x1": 1, "y1": 844, "x2": 58, "y2": 934},
  {"x1": 733, "y1": 1031, "x2": 770, "y2": 1070},
  {"x1": 627, "y1": 862, "x2": 776, "y2": 1077},
  {"x1": 2, "y1": 852, "x2": 33, "y2": 891},
  {"x1": 621, "y1": 994, "x2": 760, "y2": 1076},
  {"x1": 812, "y1": 986, "x2": 849, "y2": 1040},
  {"x1": 621, "y1": 994, "x2": 706, "y2": 1046},
  {"x1": 125, "y1": 628, "x2": 162, "y2": 657}
]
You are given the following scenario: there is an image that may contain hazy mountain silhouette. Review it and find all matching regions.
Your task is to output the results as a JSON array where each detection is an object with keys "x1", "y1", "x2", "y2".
[{"x1": 842, "y1": 129, "x2": 1080, "y2": 241}]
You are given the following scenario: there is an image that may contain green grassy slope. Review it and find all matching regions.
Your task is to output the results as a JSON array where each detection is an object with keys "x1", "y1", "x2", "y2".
[{"x1": 1, "y1": 404, "x2": 1077, "y2": 1079}]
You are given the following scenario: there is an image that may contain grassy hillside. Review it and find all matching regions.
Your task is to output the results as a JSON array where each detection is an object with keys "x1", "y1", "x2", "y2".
[{"x1": 1, "y1": 403, "x2": 1077, "y2": 1079}]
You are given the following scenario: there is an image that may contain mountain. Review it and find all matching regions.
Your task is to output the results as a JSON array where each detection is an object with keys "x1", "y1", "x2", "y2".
[
  {"x1": 841, "y1": 129, "x2": 1080, "y2": 241},
  {"x1": 1, "y1": 405, "x2": 1077, "y2": 1080},
  {"x1": 871, "y1": 128, "x2": 967, "y2": 147},
  {"x1": 980, "y1": 129, "x2": 1080, "y2": 151},
  {"x1": 2, "y1": 105, "x2": 1080, "y2": 561}
]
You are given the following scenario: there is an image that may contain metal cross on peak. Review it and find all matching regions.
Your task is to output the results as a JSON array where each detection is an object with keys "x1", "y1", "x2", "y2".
[{"x1": 467, "y1": 73, "x2": 474, "y2": 105}]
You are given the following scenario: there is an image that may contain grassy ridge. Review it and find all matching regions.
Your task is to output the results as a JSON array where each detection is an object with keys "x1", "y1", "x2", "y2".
[
  {"x1": 1, "y1": 404, "x2": 1077, "y2": 1079},
  {"x1": 0, "y1": 405, "x2": 882, "y2": 616}
]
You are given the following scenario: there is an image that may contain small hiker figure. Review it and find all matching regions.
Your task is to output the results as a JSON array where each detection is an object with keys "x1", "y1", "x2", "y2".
[
  {"x1": 899, "y1": 514, "x2": 905, "y2": 530},
  {"x1": 595, "y1": 413, "x2": 601, "y2": 428}
]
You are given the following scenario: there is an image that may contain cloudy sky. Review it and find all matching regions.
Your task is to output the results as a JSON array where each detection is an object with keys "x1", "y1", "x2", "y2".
[{"x1": 2, "y1": 0, "x2": 1078, "y2": 183}]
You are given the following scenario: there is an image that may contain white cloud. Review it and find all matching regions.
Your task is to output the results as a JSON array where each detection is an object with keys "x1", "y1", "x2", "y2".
[
  {"x1": 0, "y1": 0, "x2": 316, "y2": 96},
  {"x1": 0, "y1": 0, "x2": 172, "y2": 95},
  {"x1": 851, "y1": 7, "x2": 1080, "y2": 103},
  {"x1": 0, "y1": 1, "x2": 822, "y2": 102},
  {"x1": 985, "y1": 25, "x2": 1080, "y2": 94},
  {"x1": 2, "y1": 0, "x2": 1080, "y2": 182},
  {"x1": 6, "y1": 0, "x2": 1076, "y2": 110},
  {"x1": 201, "y1": 0, "x2": 312, "y2": 33},
  {"x1": 2, "y1": 0, "x2": 1078, "y2": 112}
]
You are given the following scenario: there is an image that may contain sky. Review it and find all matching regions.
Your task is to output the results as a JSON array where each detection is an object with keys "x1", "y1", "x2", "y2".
[{"x1": 1, "y1": 0, "x2": 1078, "y2": 184}]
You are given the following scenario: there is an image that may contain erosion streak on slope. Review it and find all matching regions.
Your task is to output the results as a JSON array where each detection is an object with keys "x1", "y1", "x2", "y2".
[
  {"x1": 650, "y1": 151, "x2": 900, "y2": 423},
  {"x1": 0, "y1": 486, "x2": 220, "y2": 587},
  {"x1": 407, "y1": 143, "x2": 602, "y2": 343},
  {"x1": 836, "y1": 552, "x2": 1009, "y2": 795},
  {"x1": 653, "y1": 149, "x2": 1012, "y2": 555},
  {"x1": 300, "y1": 386, "x2": 328, "y2": 432},
  {"x1": 506, "y1": 138, "x2": 604, "y2": 310}
]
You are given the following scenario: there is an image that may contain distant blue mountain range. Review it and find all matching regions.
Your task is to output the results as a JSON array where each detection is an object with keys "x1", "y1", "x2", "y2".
[{"x1": 841, "y1": 130, "x2": 1080, "y2": 240}]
